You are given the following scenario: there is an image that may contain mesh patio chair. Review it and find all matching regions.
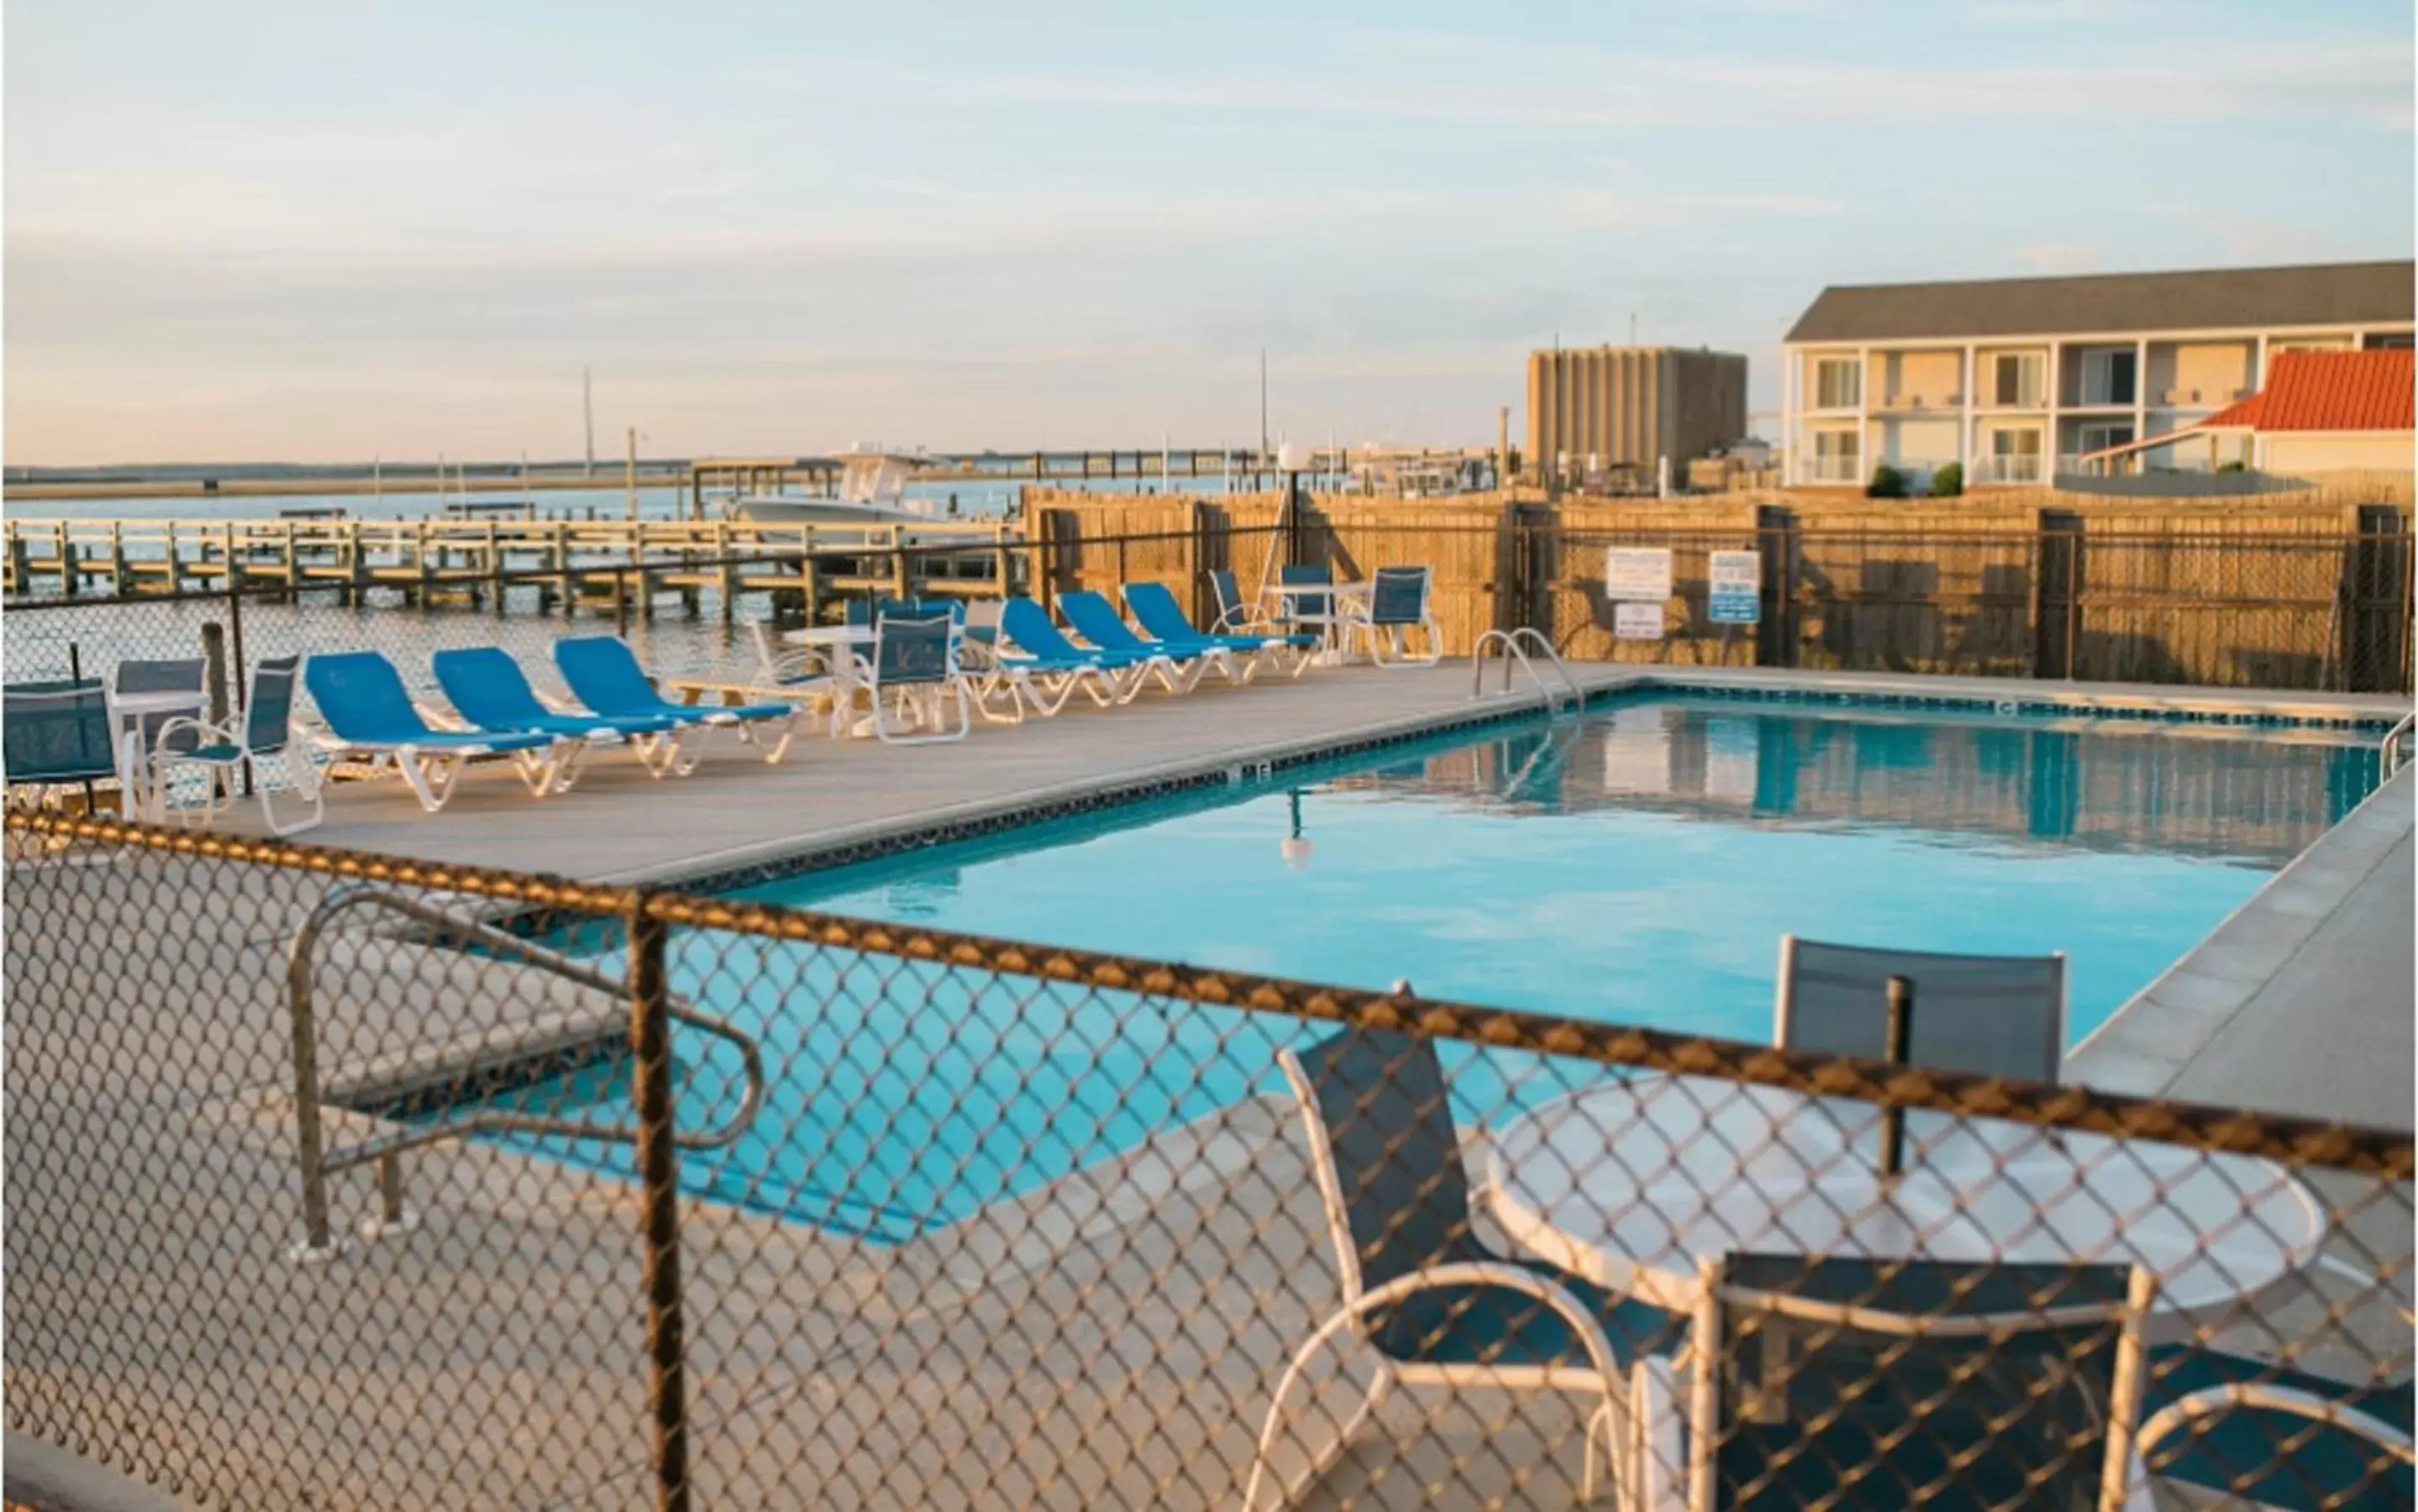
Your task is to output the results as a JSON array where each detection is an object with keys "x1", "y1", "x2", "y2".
[
  {"x1": 146, "y1": 655, "x2": 324, "y2": 835},
  {"x1": 1343, "y1": 564, "x2": 1443, "y2": 668},
  {"x1": 110, "y1": 658, "x2": 209, "y2": 815},
  {"x1": 1277, "y1": 564, "x2": 1349, "y2": 654},
  {"x1": 1632, "y1": 1255, "x2": 2153, "y2": 1512},
  {"x1": 1244, "y1": 1026, "x2": 1667, "y2": 1510},
  {"x1": 3, "y1": 678, "x2": 120, "y2": 811},
  {"x1": 1774, "y1": 935, "x2": 2068, "y2": 1085},
  {"x1": 858, "y1": 608, "x2": 970, "y2": 744}
]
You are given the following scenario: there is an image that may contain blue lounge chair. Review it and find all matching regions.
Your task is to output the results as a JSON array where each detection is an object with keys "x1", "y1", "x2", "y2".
[
  {"x1": 996, "y1": 597, "x2": 1150, "y2": 711},
  {"x1": 1055, "y1": 591, "x2": 1215, "y2": 693},
  {"x1": 146, "y1": 655, "x2": 323, "y2": 834},
  {"x1": 302, "y1": 651, "x2": 574, "y2": 812},
  {"x1": 434, "y1": 647, "x2": 702, "y2": 779},
  {"x1": 1122, "y1": 581, "x2": 1313, "y2": 680},
  {"x1": 554, "y1": 635, "x2": 803, "y2": 765}
]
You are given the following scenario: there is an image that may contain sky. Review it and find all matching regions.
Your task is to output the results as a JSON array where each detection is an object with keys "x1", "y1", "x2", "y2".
[{"x1": 4, "y1": 0, "x2": 2412, "y2": 465}]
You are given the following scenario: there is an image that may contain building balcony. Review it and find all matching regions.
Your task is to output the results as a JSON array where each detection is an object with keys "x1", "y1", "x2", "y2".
[
  {"x1": 1970, "y1": 454, "x2": 2046, "y2": 484},
  {"x1": 1874, "y1": 393, "x2": 1965, "y2": 412}
]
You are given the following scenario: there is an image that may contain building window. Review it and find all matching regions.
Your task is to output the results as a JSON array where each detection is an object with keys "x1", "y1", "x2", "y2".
[
  {"x1": 2363, "y1": 332, "x2": 2415, "y2": 350},
  {"x1": 2272, "y1": 336, "x2": 2353, "y2": 354},
  {"x1": 2079, "y1": 349, "x2": 2138, "y2": 406},
  {"x1": 1812, "y1": 358, "x2": 1861, "y2": 410},
  {"x1": 2078, "y1": 423, "x2": 2135, "y2": 455},
  {"x1": 1811, "y1": 429, "x2": 1860, "y2": 481},
  {"x1": 1990, "y1": 354, "x2": 2045, "y2": 407}
]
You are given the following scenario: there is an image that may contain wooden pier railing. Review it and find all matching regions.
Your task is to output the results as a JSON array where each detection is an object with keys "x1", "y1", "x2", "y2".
[{"x1": 3, "y1": 516, "x2": 1024, "y2": 620}]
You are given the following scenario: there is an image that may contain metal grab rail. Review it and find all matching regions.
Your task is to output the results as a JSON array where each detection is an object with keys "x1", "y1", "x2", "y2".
[
  {"x1": 284, "y1": 882, "x2": 766, "y2": 1260},
  {"x1": 1471, "y1": 627, "x2": 1583, "y2": 714},
  {"x1": 2384, "y1": 711, "x2": 2416, "y2": 777}
]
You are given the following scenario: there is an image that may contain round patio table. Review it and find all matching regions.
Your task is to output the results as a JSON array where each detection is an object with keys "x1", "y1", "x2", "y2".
[{"x1": 1485, "y1": 1074, "x2": 2326, "y2": 1323}]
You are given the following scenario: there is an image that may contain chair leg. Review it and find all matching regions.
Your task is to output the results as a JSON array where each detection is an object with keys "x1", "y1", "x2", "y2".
[{"x1": 1243, "y1": 1343, "x2": 1391, "y2": 1512}]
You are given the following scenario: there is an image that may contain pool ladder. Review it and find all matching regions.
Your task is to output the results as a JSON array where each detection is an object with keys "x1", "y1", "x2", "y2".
[
  {"x1": 1471, "y1": 627, "x2": 1583, "y2": 717},
  {"x1": 282, "y1": 882, "x2": 765, "y2": 1262},
  {"x1": 2384, "y1": 711, "x2": 2416, "y2": 778}
]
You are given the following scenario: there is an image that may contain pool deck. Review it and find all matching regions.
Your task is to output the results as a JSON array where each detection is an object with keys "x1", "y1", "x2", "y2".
[{"x1": 12, "y1": 662, "x2": 2410, "y2": 1509}]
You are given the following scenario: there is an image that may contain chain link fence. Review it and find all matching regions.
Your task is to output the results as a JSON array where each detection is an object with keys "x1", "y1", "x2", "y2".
[{"x1": 5, "y1": 810, "x2": 2409, "y2": 1510}]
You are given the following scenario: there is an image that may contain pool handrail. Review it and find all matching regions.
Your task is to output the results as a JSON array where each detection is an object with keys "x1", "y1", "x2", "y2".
[
  {"x1": 282, "y1": 882, "x2": 765, "y2": 1261},
  {"x1": 1470, "y1": 627, "x2": 1581, "y2": 714}
]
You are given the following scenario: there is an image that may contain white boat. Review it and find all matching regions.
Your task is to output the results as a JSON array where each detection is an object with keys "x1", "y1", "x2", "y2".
[{"x1": 709, "y1": 449, "x2": 940, "y2": 526}]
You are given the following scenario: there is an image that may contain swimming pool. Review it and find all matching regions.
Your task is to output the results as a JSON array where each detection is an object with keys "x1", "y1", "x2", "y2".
[{"x1": 443, "y1": 690, "x2": 2388, "y2": 1243}]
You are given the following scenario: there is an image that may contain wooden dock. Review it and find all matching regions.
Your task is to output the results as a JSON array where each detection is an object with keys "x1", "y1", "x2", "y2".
[{"x1": 2, "y1": 516, "x2": 1032, "y2": 622}]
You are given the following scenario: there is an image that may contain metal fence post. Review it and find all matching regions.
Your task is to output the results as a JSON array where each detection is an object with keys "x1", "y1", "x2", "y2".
[{"x1": 627, "y1": 893, "x2": 691, "y2": 1512}]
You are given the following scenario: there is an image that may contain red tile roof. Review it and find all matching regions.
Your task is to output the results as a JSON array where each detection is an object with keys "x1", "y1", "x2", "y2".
[{"x1": 2203, "y1": 348, "x2": 2414, "y2": 432}]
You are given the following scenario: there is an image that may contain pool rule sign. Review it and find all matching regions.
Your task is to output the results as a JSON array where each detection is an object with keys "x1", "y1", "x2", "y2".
[
  {"x1": 1708, "y1": 550, "x2": 1762, "y2": 623},
  {"x1": 1605, "y1": 548, "x2": 1672, "y2": 641}
]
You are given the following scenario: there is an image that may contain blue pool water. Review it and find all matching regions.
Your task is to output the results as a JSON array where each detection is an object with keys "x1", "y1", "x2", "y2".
[{"x1": 448, "y1": 692, "x2": 2386, "y2": 1243}]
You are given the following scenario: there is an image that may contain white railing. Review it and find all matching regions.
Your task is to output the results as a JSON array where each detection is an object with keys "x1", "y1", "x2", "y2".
[{"x1": 1970, "y1": 454, "x2": 2046, "y2": 484}]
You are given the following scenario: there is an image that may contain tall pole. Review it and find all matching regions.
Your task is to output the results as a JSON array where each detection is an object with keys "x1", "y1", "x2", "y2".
[
  {"x1": 1497, "y1": 407, "x2": 1510, "y2": 492},
  {"x1": 584, "y1": 365, "x2": 597, "y2": 480},
  {"x1": 1259, "y1": 349, "x2": 1269, "y2": 475}
]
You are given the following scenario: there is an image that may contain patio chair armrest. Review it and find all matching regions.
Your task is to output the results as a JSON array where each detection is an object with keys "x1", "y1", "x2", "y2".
[
  {"x1": 2131, "y1": 1382, "x2": 2417, "y2": 1482},
  {"x1": 1356, "y1": 1261, "x2": 1632, "y2": 1384},
  {"x1": 148, "y1": 713, "x2": 239, "y2": 754}
]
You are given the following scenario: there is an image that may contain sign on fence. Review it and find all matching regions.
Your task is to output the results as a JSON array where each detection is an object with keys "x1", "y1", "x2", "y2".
[
  {"x1": 1708, "y1": 549, "x2": 1762, "y2": 624},
  {"x1": 1614, "y1": 601, "x2": 1665, "y2": 639},
  {"x1": 1605, "y1": 547, "x2": 1673, "y2": 602}
]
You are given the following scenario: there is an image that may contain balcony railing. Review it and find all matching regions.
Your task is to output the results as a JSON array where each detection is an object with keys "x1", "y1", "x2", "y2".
[
  {"x1": 1971, "y1": 454, "x2": 2046, "y2": 484},
  {"x1": 1802, "y1": 454, "x2": 1863, "y2": 483}
]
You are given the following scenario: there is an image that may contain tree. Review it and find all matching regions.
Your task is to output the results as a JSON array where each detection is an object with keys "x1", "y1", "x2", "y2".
[
  {"x1": 1928, "y1": 462, "x2": 1964, "y2": 497},
  {"x1": 1867, "y1": 464, "x2": 1909, "y2": 499}
]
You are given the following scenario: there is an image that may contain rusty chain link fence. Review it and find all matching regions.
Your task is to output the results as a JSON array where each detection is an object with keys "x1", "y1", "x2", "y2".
[{"x1": 5, "y1": 810, "x2": 2410, "y2": 1511}]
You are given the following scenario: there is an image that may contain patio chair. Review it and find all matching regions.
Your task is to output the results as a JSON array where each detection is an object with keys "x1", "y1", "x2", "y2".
[
  {"x1": 994, "y1": 596, "x2": 1144, "y2": 712},
  {"x1": 555, "y1": 635, "x2": 803, "y2": 764},
  {"x1": 3, "y1": 678, "x2": 121, "y2": 813},
  {"x1": 1122, "y1": 580, "x2": 1310, "y2": 680},
  {"x1": 1210, "y1": 568, "x2": 1323, "y2": 653},
  {"x1": 849, "y1": 607, "x2": 970, "y2": 744},
  {"x1": 2127, "y1": 1378, "x2": 2415, "y2": 1509},
  {"x1": 1774, "y1": 936, "x2": 2067, "y2": 1085},
  {"x1": 145, "y1": 655, "x2": 323, "y2": 835},
  {"x1": 1244, "y1": 1025, "x2": 1665, "y2": 1510},
  {"x1": 1342, "y1": 565, "x2": 1443, "y2": 668},
  {"x1": 302, "y1": 651, "x2": 576, "y2": 812},
  {"x1": 110, "y1": 658, "x2": 209, "y2": 811},
  {"x1": 1055, "y1": 590, "x2": 1215, "y2": 693},
  {"x1": 1630, "y1": 1254, "x2": 2153, "y2": 1512},
  {"x1": 434, "y1": 647, "x2": 702, "y2": 779},
  {"x1": 1277, "y1": 564, "x2": 1349, "y2": 652}
]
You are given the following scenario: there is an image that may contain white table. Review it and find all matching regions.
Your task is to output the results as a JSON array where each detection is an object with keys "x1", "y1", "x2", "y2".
[
  {"x1": 1255, "y1": 580, "x2": 1373, "y2": 664},
  {"x1": 1485, "y1": 1074, "x2": 2325, "y2": 1323}
]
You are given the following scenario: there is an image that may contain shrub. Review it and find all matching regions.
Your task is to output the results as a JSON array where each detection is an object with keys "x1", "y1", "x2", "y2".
[
  {"x1": 2216, "y1": 459, "x2": 2248, "y2": 474},
  {"x1": 1867, "y1": 464, "x2": 1909, "y2": 499},
  {"x1": 1928, "y1": 462, "x2": 1964, "y2": 497}
]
